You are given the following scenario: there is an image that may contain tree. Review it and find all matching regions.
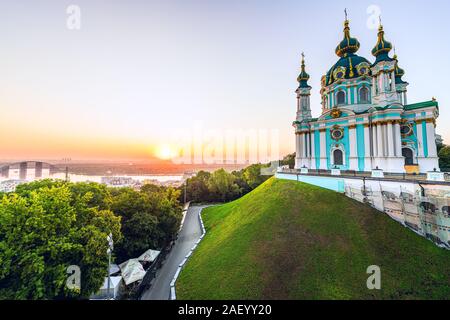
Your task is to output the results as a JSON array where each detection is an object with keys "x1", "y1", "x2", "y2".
[
  {"x1": 184, "y1": 171, "x2": 211, "y2": 203},
  {"x1": 207, "y1": 169, "x2": 241, "y2": 202},
  {"x1": 280, "y1": 153, "x2": 296, "y2": 169},
  {"x1": 111, "y1": 186, "x2": 182, "y2": 262},
  {"x1": 438, "y1": 145, "x2": 450, "y2": 171},
  {"x1": 0, "y1": 183, "x2": 121, "y2": 299},
  {"x1": 243, "y1": 164, "x2": 270, "y2": 190}
]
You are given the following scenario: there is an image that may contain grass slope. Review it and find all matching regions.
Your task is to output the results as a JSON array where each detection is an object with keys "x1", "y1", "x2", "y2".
[{"x1": 177, "y1": 178, "x2": 450, "y2": 300}]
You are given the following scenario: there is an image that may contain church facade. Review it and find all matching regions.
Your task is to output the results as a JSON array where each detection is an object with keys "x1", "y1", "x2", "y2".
[{"x1": 293, "y1": 18, "x2": 440, "y2": 174}]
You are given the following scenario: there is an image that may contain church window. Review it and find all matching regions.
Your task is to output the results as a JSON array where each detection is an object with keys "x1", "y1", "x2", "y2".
[
  {"x1": 402, "y1": 148, "x2": 414, "y2": 165},
  {"x1": 331, "y1": 126, "x2": 344, "y2": 141},
  {"x1": 400, "y1": 123, "x2": 413, "y2": 137},
  {"x1": 336, "y1": 91, "x2": 346, "y2": 105},
  {"x1": 359, "y1": 87, "x2": 369, "y2": 104},
  {"x1": 333, "y1": 149, "x2": 344, "y2": 166},
  {"x1": 301, "y1": 98, "x2": 308, "y2": 110}
]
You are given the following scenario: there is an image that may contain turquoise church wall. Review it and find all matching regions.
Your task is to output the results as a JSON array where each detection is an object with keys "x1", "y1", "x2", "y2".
[
  {"x1": 314, "y1": 130, "x2": 320, "y2": 168},
  {"x1": 275, "y1": 172, "x2": 345, "y2": 193},
  {"x1": 356, "y1": 124, "x2": 365, "y2": 171},
  {"x1": 422, "y1": 121, "x2": 428, "y2": 158}
]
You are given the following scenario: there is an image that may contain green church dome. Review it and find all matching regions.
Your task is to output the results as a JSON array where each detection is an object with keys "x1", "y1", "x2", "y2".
[
  {"x1": 325, "y1": 19, "x2": 372, "y2": 86},
  {"x1": 372, "y1": 24, "x2": 393, "y2": 64},
  {"x1": 335, "y1": 20, "x2": 360, "y2": 57},
  {"x1": 325, "y1": 54, "x2": 372, "y2": 85},
  {"x1": 297, "y1": 53, "x2": 311, "y2": 88},
  {"x1": 393, "y1": 54, "x2": 407, "y2": 84}
]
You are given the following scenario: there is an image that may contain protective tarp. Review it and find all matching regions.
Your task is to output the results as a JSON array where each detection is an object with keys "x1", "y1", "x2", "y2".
[
  {"x1": 109, "y1": 264, "x2": 120, "y2": 275},
  {"x1": 90, "y1": 276, "x2": 122, "y2": 299},
  {"x1": 119, "y1": 259, "x2": 146, "y2": 285},
  {"x1": 137, "y1": 249, "x2": 160, "y2": 263}
]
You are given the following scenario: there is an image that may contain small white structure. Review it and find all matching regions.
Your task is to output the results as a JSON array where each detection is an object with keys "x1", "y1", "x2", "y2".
[
  {"x1": 372, "y1": 169, "x2": 384, "y2": 178},
  {"x1": 427, "y1": 171, "x2": 445, "y2": 182},
  {"x1": 90, "y1": 276, "x2": 122, "y2": 300},
  {"x1": 137, "y1": 249, "x2": 160, "y2": 263},
  {"x1": 331, "y1": 168, "x2": 341, "y2": 176},
  {"x1": 108, "y1": 263, "x2": 120, "y2": 275},
  {"x1": 119, "y1": 259, "x2": 146, "y2": 286}
]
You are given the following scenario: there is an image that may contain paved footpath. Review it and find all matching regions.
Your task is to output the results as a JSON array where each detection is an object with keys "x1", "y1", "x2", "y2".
[{"x1": 140, "y1": 205, "x2": 205, "y2": 300}]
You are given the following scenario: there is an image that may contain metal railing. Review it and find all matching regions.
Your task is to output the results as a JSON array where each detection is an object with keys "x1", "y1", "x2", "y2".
[{"x1": 278, "y1": 168, "x2": 450, "y2": 183}]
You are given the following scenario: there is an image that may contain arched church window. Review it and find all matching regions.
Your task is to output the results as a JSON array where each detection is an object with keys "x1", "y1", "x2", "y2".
[
  {"x1": 359, "y1": 87, "x2": 369, "y2": 104},
  {"x1": 301, "y1": 98, "x2": 308, "y2": 110},
  {"x1": 402, "y1": 148, "x2": 414, "y2": 166},
  {"x1": 336, "y1": 91, "x2": 346, "y2": 105},
  {"x1": 323, "y1": 96, "x2": 328, "y2": 109},
  {"x1": 333, "y1": 149, "x2": 343, "y2": 166}
]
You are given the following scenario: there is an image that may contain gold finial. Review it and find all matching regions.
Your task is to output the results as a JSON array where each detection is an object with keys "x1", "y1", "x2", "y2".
[
  {"x1": 393, "y1": 46, "x2": 397, "y2": 59},
  {"x1": 299, "y1": 52, "x2": 307, "y2": 76}
]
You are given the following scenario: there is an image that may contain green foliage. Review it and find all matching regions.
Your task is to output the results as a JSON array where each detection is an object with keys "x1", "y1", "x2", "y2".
[
  {"x1": 438, "y1": 145, "x2": 450, "y2": 171},
  {"x1": 0, "y1": 178, "x2": 183, "y2": 299},
  {"x1": 177, "y1": 178, "x2": 450, "y2": 300},
  {"x1": 111, "y1": 186, "x2": 182, "y2": 262},
  {"x1": 184, "y1": 171, "x2": 212, "y2": 203},
  {"x1": 280, "y1": 153, "x2": 296, "y2": 169},
  {"x1": 207, "y1": 169, "x2": 241, "y2": 202},
  {"x1": 0, "y1": 182, "x2": 121, "y2": 299},
  {"x1": 183, "y1": 162, "x2": 272, "y2": 203},
  {"x1": 242, "y1": 164, "x2": 270, "y2": 190}
]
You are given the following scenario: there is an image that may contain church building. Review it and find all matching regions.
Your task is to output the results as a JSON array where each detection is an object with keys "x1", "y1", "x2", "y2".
[{"x1": 293, "y1": 16, "x2": 440, "y2": 174}]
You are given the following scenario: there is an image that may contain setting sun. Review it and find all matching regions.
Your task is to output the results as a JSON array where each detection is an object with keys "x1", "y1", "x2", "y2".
[{"x1": 155, "y1": 144, "x2": 174, "y2": 160}]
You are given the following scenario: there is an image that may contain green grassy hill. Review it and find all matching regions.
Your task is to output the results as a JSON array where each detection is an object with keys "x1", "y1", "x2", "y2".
[{"x1": 177, "y1": 178, "x2": 450, "y2": 300}]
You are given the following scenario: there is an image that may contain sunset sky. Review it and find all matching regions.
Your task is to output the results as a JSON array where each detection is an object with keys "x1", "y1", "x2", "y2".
[{"x1": 1, "y1": 0, "x2": 449, "y2": 162}]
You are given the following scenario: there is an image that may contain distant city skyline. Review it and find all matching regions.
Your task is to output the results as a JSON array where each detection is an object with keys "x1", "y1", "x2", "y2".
[{"x1": 1, "y1": 0, "x2": 449, "y2": 162}]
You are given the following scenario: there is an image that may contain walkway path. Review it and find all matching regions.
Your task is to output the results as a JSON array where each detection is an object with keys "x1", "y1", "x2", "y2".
[{"x1": 140, "y1": 205, "x2": 205, "y2": 300}]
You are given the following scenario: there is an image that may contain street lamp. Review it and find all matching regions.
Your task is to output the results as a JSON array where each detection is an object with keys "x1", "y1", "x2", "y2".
[{"x1": 106, "y1": 233, "x2": 114, "y2": 300}]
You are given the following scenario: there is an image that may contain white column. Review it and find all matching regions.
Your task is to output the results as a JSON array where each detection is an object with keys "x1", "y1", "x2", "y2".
[
  {"x1": 387, "y1": 122, "x2": 394, "y2": 157},
  {"x1": 390, "y1": 71, "x2": 396, "y2": 91},
  {"x1": 394, "y1": 122, "x2": 402, "y2": 157},
  {"x1": 319, "y1": 130, "x2": 327, "y2": 169},
  {"x1": 304, "y1": 133, "x2": 309, "y2": 158},
  {"x1": 417, "y1": 123, "x2": 424, "y2": 158},
  {"x1": 364, "y1": 125, "x2": 372, "y2": 171},
  {"x1": 426, "y1": 121, "x2": 438, "y2": 157},
  {"x1": 297, "y1": 133, "x2": 303, "y2": 159},
  {"x1": 378, "y1": 74, "x2": 383, "y2": 94},
  {"x1": 295, "y1": 133, "x2": 301, "y2": 169},
  {"x1": 349, "y1": 126, "x2": 358, "y2": 170},
  {"x1": 377, "y1": 123, "x2": 383, "y2": 158},
  {"x1": 310, "y1": 132, "x2": 316, "y2": 168},
  {"x1": 383, "y1": 73, "x2": 387, "y2": 92},
  {"x1": 301, "y1": 133, "x2": 306, "y2": 159},
  {"x1": 373, "y1": 124, "x2": 378, "y2": 157},
  {"x1": 296, "y1": 134, "x2": 301, "y2": 156},
  {"x1": 403, "y1": 92, "x2": 408, "y2": 105},
  {"x1": 372, "y1": 76, "x2": 377, "y2": 97}
]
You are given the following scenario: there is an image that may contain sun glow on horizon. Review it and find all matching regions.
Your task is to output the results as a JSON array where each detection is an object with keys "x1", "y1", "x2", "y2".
[{"x1": 155, "y1": 144, "x2": 175, "y2": 160}]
